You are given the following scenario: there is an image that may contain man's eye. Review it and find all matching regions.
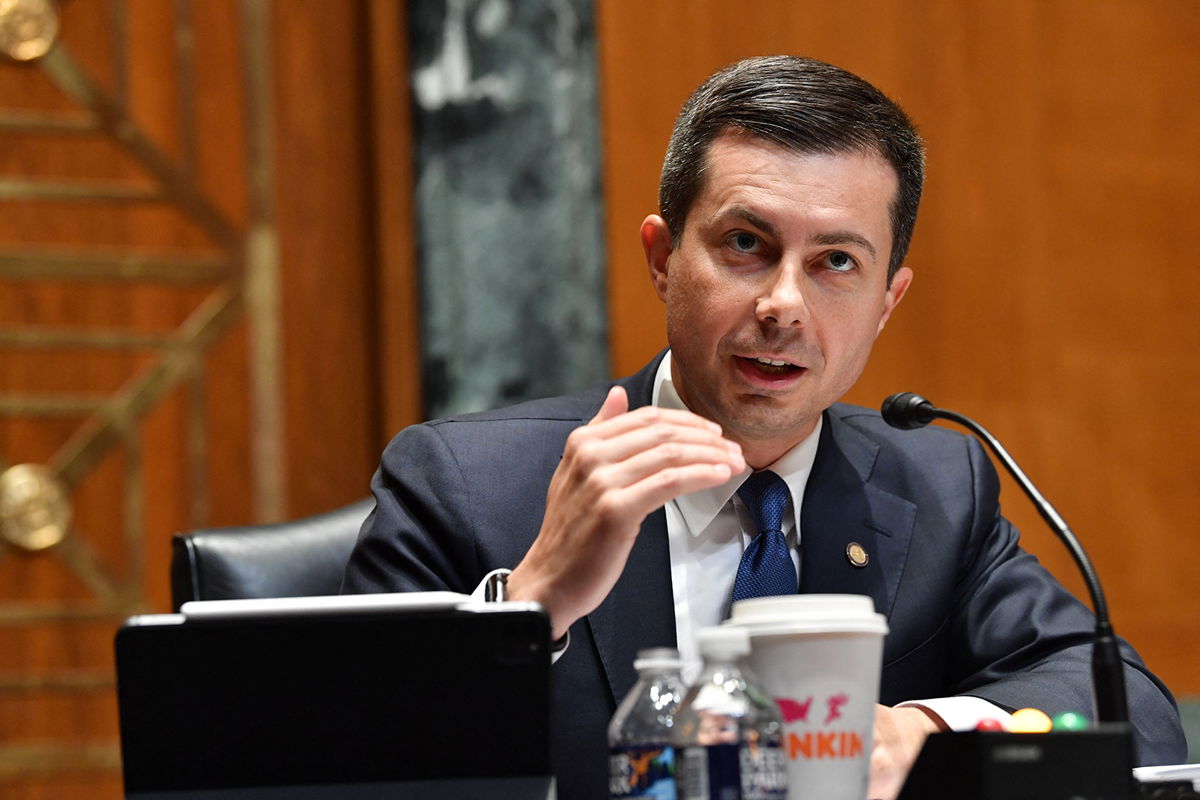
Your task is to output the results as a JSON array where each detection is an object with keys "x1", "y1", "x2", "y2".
[
  {"x1": 728, "y1": 232, "x2": 760, "y2": 253},
  {"x1": 825, "y1": 251, "x2": 856, "y2": 272}
]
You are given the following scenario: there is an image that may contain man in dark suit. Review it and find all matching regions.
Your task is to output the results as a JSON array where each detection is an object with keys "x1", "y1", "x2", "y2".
[{"x1": 343, "y1": 56, "x2": 1186, "y2": 799}]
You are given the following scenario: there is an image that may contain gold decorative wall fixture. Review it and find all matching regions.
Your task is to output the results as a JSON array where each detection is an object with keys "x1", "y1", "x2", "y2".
[{"x1": 0, "y1": 0, "x2": 60, "y2": 62}]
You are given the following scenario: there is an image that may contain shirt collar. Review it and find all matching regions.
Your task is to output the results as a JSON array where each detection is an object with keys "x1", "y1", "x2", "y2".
[{"x1": 651, "y1": 351, "x2": 823, "y2": 536}]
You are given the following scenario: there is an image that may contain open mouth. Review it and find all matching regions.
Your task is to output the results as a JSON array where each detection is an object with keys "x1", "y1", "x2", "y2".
[{"x1": 738, "y1": 355, "x2": 803, "y2": 377}]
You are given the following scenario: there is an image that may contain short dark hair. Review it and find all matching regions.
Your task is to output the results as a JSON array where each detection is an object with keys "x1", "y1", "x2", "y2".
[{"x1": 659, "y1": 55, "x2": 925, "y2": 282}]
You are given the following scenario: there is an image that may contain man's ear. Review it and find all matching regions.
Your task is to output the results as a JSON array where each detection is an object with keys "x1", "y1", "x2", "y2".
[
  {"x1": 876, "y1": 266, "x2": 913, "y2": 335},
  {"x1": 641, "y1": 214, "x2": 673, "y2": 302}
]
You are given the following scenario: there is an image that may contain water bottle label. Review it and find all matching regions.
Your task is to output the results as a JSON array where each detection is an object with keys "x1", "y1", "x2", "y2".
[
  {"x1": 678, "y1": 743, "x2": 787, "y2": 800},
  {"x1": 609, "y1": 745, "x2": 676, "y2": 799},
  {"x1": 739, "y1": 742, "x2": 788, "y2": 800}
]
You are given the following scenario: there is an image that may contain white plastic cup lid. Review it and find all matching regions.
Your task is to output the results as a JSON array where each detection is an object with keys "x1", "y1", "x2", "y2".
[
  {"x1": 726, "y1": 594, "x2": 888, "y2": 636},
  {"x1": 696, "y1": 626, "x2": 751, "y2": 658}
]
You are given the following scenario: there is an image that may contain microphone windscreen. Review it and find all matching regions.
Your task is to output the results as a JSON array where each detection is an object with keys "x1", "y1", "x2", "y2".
[{"x1": 881, "y1": 392, "x2": 936, "y2": 430}]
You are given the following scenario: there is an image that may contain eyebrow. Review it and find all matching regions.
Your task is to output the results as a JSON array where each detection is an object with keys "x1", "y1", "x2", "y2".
[
  {"x1": 718, "y1": 205, "x2": 880, "y2": 262},
  {"x1": 811, "y1": 231, "x2": 878, "y2": 261},
  {"x1": 724, "y1": 206, "x2": 779, "y2": 239}
]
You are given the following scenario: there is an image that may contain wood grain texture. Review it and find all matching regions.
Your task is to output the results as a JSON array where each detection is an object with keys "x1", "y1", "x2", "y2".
[
  {"x1": 366, "y1": 0, "x2": 423, "y2": 441},
  {"x1": 271, "y1": 0, "x2": 381, "y2": 517},
  {"x1": 598, "y1": 0, "x2": 1200, "y2": 694}
]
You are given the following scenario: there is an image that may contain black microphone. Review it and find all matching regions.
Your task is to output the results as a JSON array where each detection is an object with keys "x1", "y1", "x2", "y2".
[
  {"x1": 880, "y1": 392, "x2": 1129, "y2": 726},
  {"x1": 880, "y1": 391, "x2": 937, "y2": 430}
]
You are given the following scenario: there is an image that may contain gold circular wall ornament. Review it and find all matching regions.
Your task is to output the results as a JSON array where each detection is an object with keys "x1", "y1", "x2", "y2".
[
  {"x1": 0, "y1": 463, "x2": 71, "y2": 552},
  {"x1": 0, "y1": 0, "x2": 59, "y2": 62}
]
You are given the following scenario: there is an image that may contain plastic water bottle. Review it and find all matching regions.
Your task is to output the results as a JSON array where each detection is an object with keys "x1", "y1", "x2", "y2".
[
  {"x1": 608, "y1": 647, "x2": 687, "y2": 799},
  {"x1": 673, "y1": 628, "x2": 788, "y2": 800}
]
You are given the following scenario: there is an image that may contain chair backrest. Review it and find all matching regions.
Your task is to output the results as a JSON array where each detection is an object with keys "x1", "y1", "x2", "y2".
[{"x1": 169, "y1": 498, "x2": 374, "y2": 611}]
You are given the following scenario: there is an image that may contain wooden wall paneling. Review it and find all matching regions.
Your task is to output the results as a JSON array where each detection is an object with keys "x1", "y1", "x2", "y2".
[
  {"x1": 271, "y1": 0, "x2": 381, "y2": 517},
  {"x1": 598, "y1": 0, "x2": 1200, "y2": 694},
  {"x1": 366, "y1": 0, "x2": 422, "y2": 439}
]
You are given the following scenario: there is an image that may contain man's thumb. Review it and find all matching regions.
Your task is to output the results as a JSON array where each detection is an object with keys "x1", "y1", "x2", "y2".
[{"x1": 589, "y1": 386, "x2": 628, "y2": 424}]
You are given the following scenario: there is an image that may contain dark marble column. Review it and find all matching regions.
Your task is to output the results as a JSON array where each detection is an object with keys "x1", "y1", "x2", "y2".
[{"x1": 409, "y1": 0, "x2": 609, "y2": 419}]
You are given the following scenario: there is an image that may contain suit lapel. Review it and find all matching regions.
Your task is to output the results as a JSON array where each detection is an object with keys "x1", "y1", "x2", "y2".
[
  {"x1": 799, "y1": 410, "x2": 916, "y2": 620},
  {"x1": 586, "y1": 509, "x2": 676, "y2": 706}
]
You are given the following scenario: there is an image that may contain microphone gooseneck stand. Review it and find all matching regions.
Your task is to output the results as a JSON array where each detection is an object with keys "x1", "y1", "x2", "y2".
[{"x1": 880, "y1": 391, "x2": 1128, "y2": 725}]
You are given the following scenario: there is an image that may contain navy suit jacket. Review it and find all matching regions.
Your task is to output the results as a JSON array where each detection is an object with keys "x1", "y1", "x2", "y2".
[{"x1": 343, "y1": 353, "x2": 1185, "y2": 798}]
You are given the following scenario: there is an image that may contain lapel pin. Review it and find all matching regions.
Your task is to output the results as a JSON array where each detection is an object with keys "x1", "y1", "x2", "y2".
[{"x1": 845, "y1": 542, "x2": 869, "y2": 568}]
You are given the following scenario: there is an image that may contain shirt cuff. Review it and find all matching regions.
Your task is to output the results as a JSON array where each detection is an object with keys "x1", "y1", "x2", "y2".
[
  {"x1": 897, "y1": 696, "x2": 1013, "y2": 732},
  {"x1": 470, "y1": 568, "x2": 570, "y2": 663}
]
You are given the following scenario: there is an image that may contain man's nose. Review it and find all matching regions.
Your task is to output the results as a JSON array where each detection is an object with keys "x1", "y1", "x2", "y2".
[{"x1": 755, "y1": 264, "x2": 809, "y2": 327}]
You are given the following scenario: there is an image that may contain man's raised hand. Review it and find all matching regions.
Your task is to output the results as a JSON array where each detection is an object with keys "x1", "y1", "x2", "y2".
[{"x1": 506, "y1": 385, "x2": 745, "y2": 639}]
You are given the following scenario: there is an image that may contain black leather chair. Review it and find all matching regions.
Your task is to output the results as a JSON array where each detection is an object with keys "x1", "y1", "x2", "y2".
[{"x1": 170, "y1": 498, "x2": 374, "y2": 611}]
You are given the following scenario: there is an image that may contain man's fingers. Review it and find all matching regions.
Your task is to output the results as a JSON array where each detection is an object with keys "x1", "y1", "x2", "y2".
[
  {"x1": 605, "y1": 461, "x2": 740, "y2": 520},
  {"x1": 573, "y1": 405, "x2": 736, "y2": 466},
  {"x1": 587, "y1": 400, "x2": 723, "y2": 438},
  {"x1": 597, "y1": 439, "x2": 744, "y2": 489},
  {"x1": 576, "y1": 417, "x2": 741, "y2": 465},
  {"x1": 869, "y1": 705, "x2": 939, "y2": 800}
]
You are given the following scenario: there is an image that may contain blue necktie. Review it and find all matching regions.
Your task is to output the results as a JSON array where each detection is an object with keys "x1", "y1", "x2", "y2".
[{"x1": 732, "y1": 470, "x2": 798, "y2": 603}]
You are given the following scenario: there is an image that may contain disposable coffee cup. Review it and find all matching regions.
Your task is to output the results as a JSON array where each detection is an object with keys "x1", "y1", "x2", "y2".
[{"x1": 725, "y1": 594, "x2": 887, "y2": 800}]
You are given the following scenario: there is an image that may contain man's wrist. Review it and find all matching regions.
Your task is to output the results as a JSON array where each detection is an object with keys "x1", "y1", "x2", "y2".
[
  {"x1": 505, "y1": 565, "x2": 572, "y2": 641},
  {"x1": 900, "y1": 704, "x2": 948, "y2": 733},
  {"x1": 473, "y1": 568, "x2": 570, "y2": 658}
]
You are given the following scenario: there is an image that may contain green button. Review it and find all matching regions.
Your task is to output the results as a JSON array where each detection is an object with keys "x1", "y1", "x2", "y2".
[{"x1": 1052, "y1": 711, "x2": 1089, "y2": 731}]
